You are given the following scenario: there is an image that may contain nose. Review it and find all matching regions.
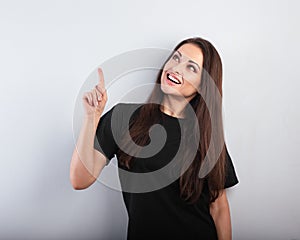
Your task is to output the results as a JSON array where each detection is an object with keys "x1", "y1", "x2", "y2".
[{"x1": 171, "y1": 62, "x2": 184, "y2": 75}]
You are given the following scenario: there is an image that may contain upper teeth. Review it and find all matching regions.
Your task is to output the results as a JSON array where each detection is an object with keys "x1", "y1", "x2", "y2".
[{"x1": 167, "y1": 74, "x2": 180, "y2": 84}]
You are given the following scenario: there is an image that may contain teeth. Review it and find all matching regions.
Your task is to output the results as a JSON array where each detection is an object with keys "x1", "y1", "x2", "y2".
[{"x1": 167, "y1": 74, "x2": 180, "y2": 84}]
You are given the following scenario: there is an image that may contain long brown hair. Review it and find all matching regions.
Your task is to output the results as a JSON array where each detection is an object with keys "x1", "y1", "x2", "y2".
[{"x1": 117, "y1": 37, "x2": 226, "y2": 204}]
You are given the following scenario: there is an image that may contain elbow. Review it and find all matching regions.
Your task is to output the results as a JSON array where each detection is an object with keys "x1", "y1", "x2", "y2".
[
  {"x1": 70, "y1": 174, "x2": 89, "y2": 190},
  {"x1": 69, "y1": 151, "x2": 96, "y2": 190},
  {"x1": 69, "y1": 166, "x2": 95, "y2": 190},
  {"x1": 69, "y1": 162, "x2": 82, "y2": 190},
  {"x1": 70, "y1": 173, "x2": 83, "y2": 190},
  {"x1": 69, "y1": 165, "x2": 89, "y2": 190},
  {"x1": 71, "y1": 183, "x2": 82, "y2": 190},
  {"x1": 72, "y1": 185, "x2": 86, "y2": 191},
  {"x1": 70, "y1": 178, "x2": 83, "y2": 190}
]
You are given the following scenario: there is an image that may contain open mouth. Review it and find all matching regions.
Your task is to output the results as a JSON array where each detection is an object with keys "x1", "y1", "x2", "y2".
[{"x1": 166, "y1": 73, "x2": 181, "y2": 85}]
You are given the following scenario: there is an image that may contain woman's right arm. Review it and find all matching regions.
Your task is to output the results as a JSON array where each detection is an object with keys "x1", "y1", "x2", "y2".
[{"x1": 70, "y1": 68, "x2": 108, "y2": 190}]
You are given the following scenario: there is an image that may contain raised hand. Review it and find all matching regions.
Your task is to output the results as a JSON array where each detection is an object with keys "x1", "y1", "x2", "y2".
[{"x1": 82, "y1": 68, "x2": 108, "y2": 117}]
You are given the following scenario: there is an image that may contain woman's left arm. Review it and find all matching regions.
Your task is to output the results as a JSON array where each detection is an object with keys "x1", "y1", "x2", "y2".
[{"x1": 209, "y1": 190, "x2": 232, "y2": 240}]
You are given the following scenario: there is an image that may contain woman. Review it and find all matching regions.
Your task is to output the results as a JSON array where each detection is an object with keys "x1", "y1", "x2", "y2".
[{"x1": 70, "y1": 37, "x2": 239, "y2": 240}]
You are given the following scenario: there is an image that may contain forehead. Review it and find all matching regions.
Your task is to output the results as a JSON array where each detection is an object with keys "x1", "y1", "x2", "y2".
[{"x1": 176, "y1": 43, "x2": 204, "y2": 67}]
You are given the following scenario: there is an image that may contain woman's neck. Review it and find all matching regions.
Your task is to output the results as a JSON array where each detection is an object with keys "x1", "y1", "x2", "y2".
[{"x1": 160, "y1": 95, "x2": 188, "y2": 118}]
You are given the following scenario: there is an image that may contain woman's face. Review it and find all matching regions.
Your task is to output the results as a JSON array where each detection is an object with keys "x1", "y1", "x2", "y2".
[{"x1": 160, "y1": 43, "x2": 204, "y2": 101}]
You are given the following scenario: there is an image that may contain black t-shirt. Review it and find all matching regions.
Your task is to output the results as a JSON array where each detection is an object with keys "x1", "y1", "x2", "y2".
[{"x1": 94, "y1": 103, "x2": 239, "y2": 240}]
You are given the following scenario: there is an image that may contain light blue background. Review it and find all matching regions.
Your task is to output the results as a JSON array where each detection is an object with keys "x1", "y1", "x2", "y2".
[{"x1": 0, "y1": 0, "x2": 299, "y2": 239}]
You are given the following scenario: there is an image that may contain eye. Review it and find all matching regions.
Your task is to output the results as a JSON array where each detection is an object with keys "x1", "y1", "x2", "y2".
[
  {"x1": 172, "y1": 53, "x2": 180, "y2": 62},
  {"x1": 188, "y1": 65, "x2": 197, "y2": 72}
]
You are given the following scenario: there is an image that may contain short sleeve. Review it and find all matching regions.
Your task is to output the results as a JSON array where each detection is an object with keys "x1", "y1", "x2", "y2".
[
  {"x1": 94, "y1": 104, "x2": 119, "y2": 166},
  {"x1": 224, "y1": 145, "x2": 239, "y2": 188}
]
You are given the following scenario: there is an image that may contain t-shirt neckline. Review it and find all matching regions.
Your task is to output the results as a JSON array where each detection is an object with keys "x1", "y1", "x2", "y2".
[{"x1": 159, "y1": 108, "x2": 186, "y2": 120}]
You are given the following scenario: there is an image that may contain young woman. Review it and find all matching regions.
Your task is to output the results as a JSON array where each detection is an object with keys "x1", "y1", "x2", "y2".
[{"x1": 70, "y1": 37, "x2": 239, "y2": 240}]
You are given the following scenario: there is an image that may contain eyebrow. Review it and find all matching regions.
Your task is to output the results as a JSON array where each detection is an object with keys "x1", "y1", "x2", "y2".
[{"x1": 175, "y1": 50, "x2": 201, "y2": 70}]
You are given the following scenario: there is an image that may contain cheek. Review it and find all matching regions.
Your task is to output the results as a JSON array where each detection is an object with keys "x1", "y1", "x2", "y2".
[
  {"x1": 183, "y1": 77, "x2": 201, "y2": 90},
  {"x1": 163, "y1": 60, "x2": 175, "y2": 70}
]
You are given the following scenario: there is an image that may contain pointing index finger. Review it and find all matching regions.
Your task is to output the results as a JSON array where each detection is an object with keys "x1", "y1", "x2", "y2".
[{"x1": 97, "y1": 67, "x2": 105, "y2": 89}]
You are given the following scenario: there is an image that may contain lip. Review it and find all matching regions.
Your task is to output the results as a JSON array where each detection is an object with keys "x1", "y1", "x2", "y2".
[{"x1": 165, "y1": 71, "x2": 183, "y2": 85}]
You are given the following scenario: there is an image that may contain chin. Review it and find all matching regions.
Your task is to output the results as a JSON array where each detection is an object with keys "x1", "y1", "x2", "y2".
[
  {"x1": 161, "y1": 88, "x2": 186, "y2": 101},
  {"x1": 160, "y1": 82, "x2": 177, "y2": 95}
]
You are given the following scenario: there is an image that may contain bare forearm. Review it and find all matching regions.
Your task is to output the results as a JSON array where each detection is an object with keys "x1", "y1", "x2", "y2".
[{"x1": 70, "y1": 115, "x2": 101, "y2": 188}]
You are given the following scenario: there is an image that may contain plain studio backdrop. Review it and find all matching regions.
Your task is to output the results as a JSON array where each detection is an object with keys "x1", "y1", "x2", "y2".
[{"x1": 0, "y1": 0, "x2": 299, "y2": 239}]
